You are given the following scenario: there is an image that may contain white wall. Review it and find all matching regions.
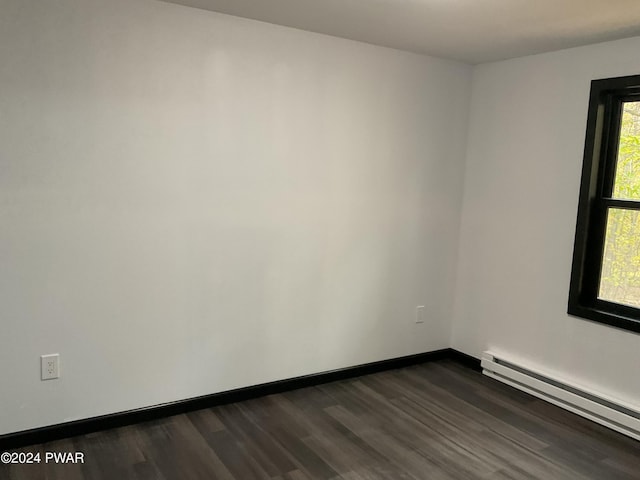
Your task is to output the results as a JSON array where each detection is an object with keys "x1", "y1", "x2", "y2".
[
  {"x1": 452, "y1": 37, "x2": 640, "y2": 406},
  {"x1": 0, "y1": 0, "x2": 472, "y2": 435}
]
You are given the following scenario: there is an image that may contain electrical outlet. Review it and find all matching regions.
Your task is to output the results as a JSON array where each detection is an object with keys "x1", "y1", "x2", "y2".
[
  {"x1": 41, "y1": 354, "x2": 60, "y2": 380},
  {"x1": 415, "y1": 306, "x2": 426, "y2": 323}
]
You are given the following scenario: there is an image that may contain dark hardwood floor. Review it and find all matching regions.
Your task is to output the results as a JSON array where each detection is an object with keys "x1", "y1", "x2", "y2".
[{"x1": 1, "y1": 359, "x2": 639, "y2": 479}]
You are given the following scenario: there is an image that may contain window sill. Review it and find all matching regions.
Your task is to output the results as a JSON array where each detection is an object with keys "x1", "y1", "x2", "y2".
[{"x1": 568, "y1": 303, "x2": 640, "y2": 334}]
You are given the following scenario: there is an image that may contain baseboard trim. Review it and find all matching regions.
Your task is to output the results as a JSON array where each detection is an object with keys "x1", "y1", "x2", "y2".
[
  {"x1": 0, "y1": 348, "x2": 478, "y2": 450},
  {"x1": 448, "y1": 349, "x2": 482, "y2": 371}
]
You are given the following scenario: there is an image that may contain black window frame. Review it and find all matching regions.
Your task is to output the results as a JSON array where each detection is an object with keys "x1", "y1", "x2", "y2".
[{"x1": 568, "y1": 74, "x2": 640, "y2": 334}]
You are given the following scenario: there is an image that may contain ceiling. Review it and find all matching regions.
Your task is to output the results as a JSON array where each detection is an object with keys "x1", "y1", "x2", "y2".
[{"x1": 161, "y1": 0, "x2": 640, "y2": 64}]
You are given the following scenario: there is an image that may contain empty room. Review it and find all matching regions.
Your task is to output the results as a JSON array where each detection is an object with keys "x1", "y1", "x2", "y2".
[{"x1": 1, "y1": 0, "x2": 639, "y2": 478}]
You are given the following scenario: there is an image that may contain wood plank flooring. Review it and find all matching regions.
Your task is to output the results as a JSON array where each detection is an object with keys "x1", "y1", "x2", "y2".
[{"x1": 1, "y1": 360, "x2": 638, "y2": 479}]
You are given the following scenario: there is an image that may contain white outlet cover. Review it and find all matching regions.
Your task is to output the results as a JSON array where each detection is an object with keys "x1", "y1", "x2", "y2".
[{"x1": 41, "y1": 354, "x2": 60, "y2": 380}]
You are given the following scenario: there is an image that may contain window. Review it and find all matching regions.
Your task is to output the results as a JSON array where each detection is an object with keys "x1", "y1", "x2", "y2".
[{"x1": 569, "y1": 74, "x2": 640, "y2": 333}]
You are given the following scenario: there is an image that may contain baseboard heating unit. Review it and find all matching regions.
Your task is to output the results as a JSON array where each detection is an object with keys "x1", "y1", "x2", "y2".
[{"x1": 481, "y1": 352, "x2": 640, "y2": 441}]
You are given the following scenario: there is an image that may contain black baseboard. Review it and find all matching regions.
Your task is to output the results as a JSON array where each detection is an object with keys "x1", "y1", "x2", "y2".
[
  {"x1": 0, "y1": 348, "x2": 479, "y2": 450},
  {"x1": 448, "y1": 349, "x2": 482, "y2": 371}
]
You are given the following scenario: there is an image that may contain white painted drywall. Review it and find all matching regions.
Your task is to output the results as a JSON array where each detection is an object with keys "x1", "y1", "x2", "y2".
[
  {"x1": 0, "y1": 0, "x2": 472, "y2": 434},
  {"x1": 452, "y1": 37, "x2": 640, "y2": 405}
]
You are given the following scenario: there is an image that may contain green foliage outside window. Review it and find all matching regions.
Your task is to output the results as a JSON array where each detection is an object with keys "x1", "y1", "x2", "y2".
[{"x1": 599, "y1": 102, "x2": 640, "y2": 307}]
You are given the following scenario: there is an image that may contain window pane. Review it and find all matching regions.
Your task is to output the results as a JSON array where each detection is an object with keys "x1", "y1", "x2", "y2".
[
  {"x1": 598, "y1": 208, "x2": 640, "y2": 307},
  {"x1": 612, "y1": 101, "x2": 640, "y2": 200}
]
